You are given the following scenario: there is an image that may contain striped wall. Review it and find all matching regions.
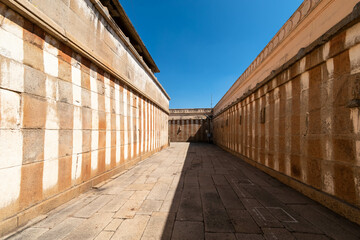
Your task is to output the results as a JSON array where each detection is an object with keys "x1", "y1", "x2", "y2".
[
  {"x1": 213, "y1": 15, "x2": 360, "y2": 223},
  {"x1": 169, "y1": 119, "x2": 209, "y2": 142},
  {"x1": 0, "y1": 1, "x2": 168, "y2": 234}
]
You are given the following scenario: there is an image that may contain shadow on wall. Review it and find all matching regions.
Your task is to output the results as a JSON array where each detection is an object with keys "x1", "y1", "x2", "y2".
[{"x1": 169, "y1": 119, "x2": 211, "y2": 142}]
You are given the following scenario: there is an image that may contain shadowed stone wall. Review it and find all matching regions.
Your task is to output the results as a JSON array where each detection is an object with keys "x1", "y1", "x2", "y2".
[
  {"x1": 169, "y1": 109, "x2": 212, "y2": 142},
  {"x1": 213, "y1": 0, "x2": 360, "y2": 224},
  {"x1": 0, "y1": 0, "x2": 169, "y2": 235}
]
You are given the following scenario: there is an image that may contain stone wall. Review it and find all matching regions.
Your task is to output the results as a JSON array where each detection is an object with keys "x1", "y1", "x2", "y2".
[
  {"x1": 213, "y1": 2, "x2": 360, "y2": 224},
  {"x1": 0, "y1": 0, "x2": 169, "y2": 235},
  {"x1": 169, "y1": 109, "x2": 212, "y2": 142}
]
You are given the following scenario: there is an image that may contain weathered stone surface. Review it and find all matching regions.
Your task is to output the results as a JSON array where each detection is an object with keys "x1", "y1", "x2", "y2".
[
  {"x1": 177, "y1": 187, "x2": 203, "y2": 221},
  {"x1": 62, "y1": 212, "x2": 113, "y2": 240},
  {"x1": 104, "y1": 218, "x2": 123, "y2": 232},
  {"x1": 10, "y1": 227, "x2": 48, "y2": 240},
  {"x1": 205, "y1": 233, "x2": 236, "y2": 240},
  {"x1": 37, "y1": 217, "x2": 84, "y2": 240},
  {"x1": 111, "y1": 215, "x2": 150, "y2": 240},
  {"x1": 141, "y1": 212, "x2": 175, "y2": 240},
  {"x1": 137, "y1": 199, "x2": 163, "y2": 215},
  {"x1": 72, "y1": 195, "x2": 114, "y2": 218},
  {"x1": 172, "y1": 221, "x2": 204, "y2": 240},
  {"x1": 262, "y1": 228, "x2": 295, "y2": 240},
  {"x1": 5, "y1": 143, "x2": 360, "y2": 240}
]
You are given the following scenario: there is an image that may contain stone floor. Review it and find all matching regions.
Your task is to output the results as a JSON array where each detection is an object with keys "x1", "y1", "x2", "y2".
[{"x1": 5, "y1": 143, "x2": 360, "y2": 240}]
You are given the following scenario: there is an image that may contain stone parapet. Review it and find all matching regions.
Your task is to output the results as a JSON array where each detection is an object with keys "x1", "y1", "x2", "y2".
[{"x1": 213, "y1": 2, "x2": 360, "y2": 224}]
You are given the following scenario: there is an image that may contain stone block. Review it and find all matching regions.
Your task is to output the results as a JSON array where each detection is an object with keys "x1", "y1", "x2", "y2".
[
  {"x1": 334, "y1": 163, "x2": 356, "y2": 205},
  {"x1": 172, "y1": 221, "x2": 204, "y2": 240},
  {"x1": 57, "y1": 102, "x2": 73, "y2": 129},
  {"x1": 22, "y1": 129, "x2": 44, "y2": 164},
  {"x1": 0, "y1": 56, "x2": 24, "y2": 92},
  {"x1": 0, "y1": 88, "x2": 20, "y2": 129},
  {"x1": 24, "y1": 65, "x2": 46, "y2": 98},
  {"x1": 23, "y1": 40, "x2": 44, "y2": 72},
  {"x1": 332, "y1": 138, "x2": 355, "y2": 164},
  {"x1": 57, "y1": 80, "x2": 73, "y2": 104},
  {"x1": 19, "y1": 161, "x2": 43, "y2": 209}
]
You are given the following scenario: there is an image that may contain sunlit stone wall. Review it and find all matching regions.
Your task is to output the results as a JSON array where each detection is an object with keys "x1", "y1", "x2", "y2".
[
  {"x1": 0, "y1": 0, "x2": 169, "y2": 235},
  {"x1": 213, "y1": 1, "x2": 360, "y2": 224}
]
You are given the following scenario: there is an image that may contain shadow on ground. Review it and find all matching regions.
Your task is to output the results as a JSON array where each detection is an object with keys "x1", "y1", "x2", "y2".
[{"x1": 161, "y1": 143, "x2": 360, "y2": 240}]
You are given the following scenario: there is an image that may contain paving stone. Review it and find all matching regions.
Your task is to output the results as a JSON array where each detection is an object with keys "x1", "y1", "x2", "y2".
[
  {"x1": 177, "y1": 186, "x2": 203, "y2": 221},
  {"x1": 141, "y1": 212, "x2": 175, "y2": 240},
  {"x1": 137, "y1": 199, "x2": 163, "y2": 215},
  {"x1": 205, "y1": 232, "x2": 236, "y2": 240},
  {"x1": 94, "y1": 231, "x2": 114, "y2": 240},
  {"x1": 99, "y1": 198, "x2": 127, "y2": 212},
  {"x1": 114, "y1": 199, "x2": 144, "y2": 219},
  {"x1": 62, "y1": 212, "x2": 113, "y2": 240},
  {"x1": 241, "y1": 199, "x2": 283, "y2": 228},
  {"x1": 145, "y1": 177, "x2": 158, "y2": 184},
  {"x1": 130, "y1": 190, "x2": 150, "y2": 201},
  {"x1": 227, "y1": 210, "x2": 262, "y2": 234},
  {"x1": 290, "y1": 205, "x2": 360, "y2": 240},
  {"x1": 264, "y1": 186, "x2": 313, "y2": 205},
  {"x1": 212, "y1": 174, "x2": 229, "y2": 185},
  {"x1": 125, "y1": 183, "x2": 155, "y2": 191},
  {"x1": 292, "y1": 233, "x2": 330, "y2": 240},
  {"x1": 159, "y1": 188, "x2": 182, "y2": 213},
  {"x1": 172, "y1": 221, "x2": 204, "y2": 240},
  {"x1": 9, "y1": 227, "x2": 49, "y2": 240},
  {"x1": 262, "y1": 228, "x2": 295, "y2": 240},
  {"x1": 200, "y1": 186, "x2": 234, "y2": 232},
  {"x1": 37, "y1": 217, "x2": 84, "y2": 240},
  {"x1": 72, "y1": 195, "x2": 114, "y2": 218},
  {"x1": 147, "y1": 182, "x2": 170, "y2": 200},
  {"x1": 117, "y1": 190, "x2": 136, "y2": 199},
  {"x1": 104, "y1": 218, "x2": 124, "y2": 231},
  {"x1": 34, "y1": 194, "x2": 98, "y2": 228},
  {"x1": 217, "y1": 185, "x2": 245, "y2": 210},
  {"x1": 198, "y1": 175, "x2": 215, "y2": 189},
  {"x1": 235, "y1": 233, "x2": 265, "y2": 240},
  {"x1": 112, "y1": 215, "x2": 150, "y2": 240},
  {"x1": 184, "y1": 175, "x2": 199, "y2": 188}
]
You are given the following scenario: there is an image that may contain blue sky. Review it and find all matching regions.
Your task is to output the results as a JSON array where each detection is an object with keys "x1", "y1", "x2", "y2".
[{"x1": 121, "y1": 0, "x2": 303, "y2": 109}]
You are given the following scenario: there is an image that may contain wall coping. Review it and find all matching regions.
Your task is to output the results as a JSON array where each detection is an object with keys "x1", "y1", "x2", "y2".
[
  {"x1": 1, "y1": 0, "x2": 170, "y2": 113},
  {"x1": 214, "y1": 0, "x2": 321, "y2": 113},
  {"x1": 213, "y1": 1, "x2": 360, "y2": 118}
]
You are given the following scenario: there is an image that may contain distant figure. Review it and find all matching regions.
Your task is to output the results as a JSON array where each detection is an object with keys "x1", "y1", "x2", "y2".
[{"x1": 206, "y1": 130, "x2": 212, "y2": 143}]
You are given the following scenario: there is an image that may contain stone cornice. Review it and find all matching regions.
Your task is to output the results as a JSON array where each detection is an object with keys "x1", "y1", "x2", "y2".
[
  {"x1": 1, "y1": 0, "x2": 170, "y2": 111},
  {"x1": 214, "y1": 0, "x2": 321, "y2": 113}
]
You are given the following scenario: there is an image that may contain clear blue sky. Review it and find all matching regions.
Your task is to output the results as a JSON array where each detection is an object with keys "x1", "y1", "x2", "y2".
[{"x1": 121, "y1": 0, "x2": 303, "y2": 109}]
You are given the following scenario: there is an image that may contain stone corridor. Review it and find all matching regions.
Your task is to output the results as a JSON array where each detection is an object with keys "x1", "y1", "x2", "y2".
[{"x1": 4, "y1": 143, "x2": 359, "y2": 240}]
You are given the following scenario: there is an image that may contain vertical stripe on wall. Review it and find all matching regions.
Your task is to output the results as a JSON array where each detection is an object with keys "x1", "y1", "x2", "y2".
[
  {"x1": 274, "y1": 86, "x2": 280, "y2": 171},
  {"x1": 90, "y1": 66, "x2": 99, "y2": 170},
  {"x1": 141, "y1": 98, "x2": 144, "y2": 153},
  {"x1": 130, "y1": 90, "x2": 134, "y2": 158},
  {"x1": 104, "y1": 73, "x2": 111, "y2": 166},
  {"x1": 123, "y1": 85, "x2": 128, "y2": 160},
  {"x1": 145, "y1": 99, "x2": 148, "y2": 152},
  {"x1": 300, "y1": 70, "x2": 309, "y2": 182},
  {"x1": 285, "y1": 81, "x2": 292, "y2": 176},
  {"x1": 136, "y1": 95, "x2": 140, "y2": 156},
  {"x1": 43, "y1": 35, "x2": 59, "y2": 191},
  {"x1": 115, "y1": 80, "x2": 121, "y2": 164},
  {"x1": 71, "y1": 53, "x2": 82, "y2": 181}
]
